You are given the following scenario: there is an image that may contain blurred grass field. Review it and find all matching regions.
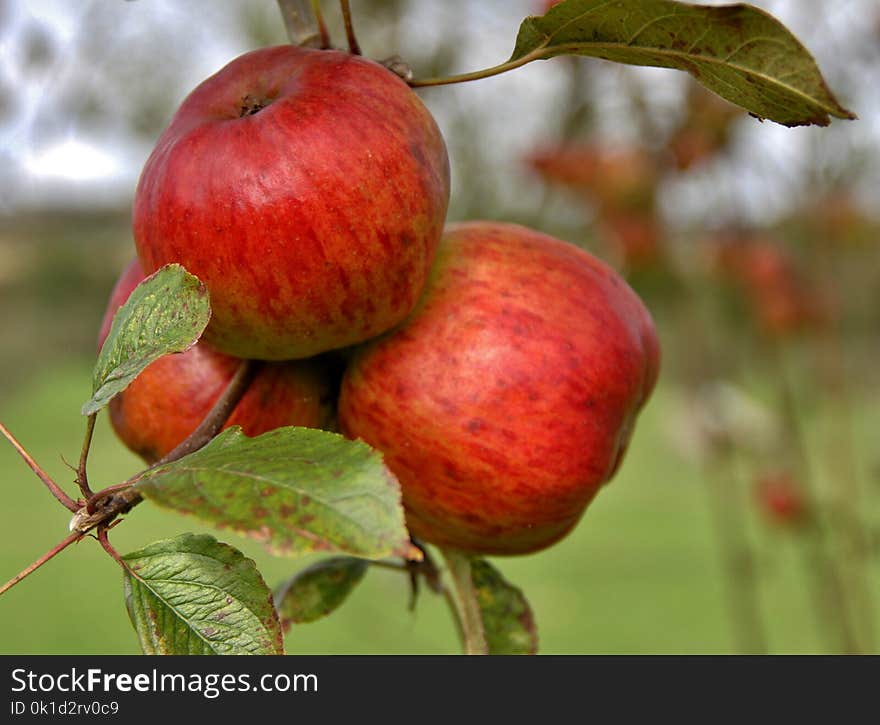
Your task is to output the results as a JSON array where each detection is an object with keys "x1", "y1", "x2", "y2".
[{"x1": 2, "y1": 352, "x2": 877, "y2": 654}]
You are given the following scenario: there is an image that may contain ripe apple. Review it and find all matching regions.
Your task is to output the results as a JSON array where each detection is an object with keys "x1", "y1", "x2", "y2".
[
  {"x1": 134, "y1": 45, "x2": 450, "y2": 361},
  {"x1": 99, "y1": 260, "x2": 335, "y2": 464},
  {"x1": 339, "y1": 222, "x2": 660, "y2": 554}
]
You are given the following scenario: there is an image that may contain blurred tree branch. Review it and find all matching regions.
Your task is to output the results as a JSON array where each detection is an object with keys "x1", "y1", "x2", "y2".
[{"x1": 276, "y1": 0, "x2": 322, "y2": 47}]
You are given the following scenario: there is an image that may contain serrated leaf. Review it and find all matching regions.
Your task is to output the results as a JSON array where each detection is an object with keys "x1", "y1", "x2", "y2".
[
  {"x1": 511, "y1": 0, "x2": 854, "y2": 127},
  {"x1": 274, "y1": 557, "x2": 368, "y2": 629},
  {"x1": 122, "y1": 533, "x2": 284, "y2": 655},
  {"x1": 83, "y1": 264, "x2": 210, "y2": 415},
  {"x1": 471, "y1": 559, "x2": 538, "y2": 655},
  {"x1": 134, "y1": 426, "x2": 411, "y2": 559}
]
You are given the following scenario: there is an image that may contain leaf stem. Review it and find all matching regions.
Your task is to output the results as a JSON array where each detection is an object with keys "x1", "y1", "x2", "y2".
[
  {"x1": 76, "y1": 414, "x2": 97, "y2": 498},
  {"x1": 276, "y1": 0, "x2": 323, "y2": 47},
  {"x1": 0, "y1": 532, "x2": 83, "y2": 597},
  {"x1": 440, "y1": 548, "x2": 488, "y2": 655},
  {"x1": 408, "y1": 51, "x2": 542, "y2": 88},
  {"x1": 0, "y1": 422, "x2": 79, "y2": 512},
  {"x1": 339, "y1": 0, "x2": 361, "y2": 55}
]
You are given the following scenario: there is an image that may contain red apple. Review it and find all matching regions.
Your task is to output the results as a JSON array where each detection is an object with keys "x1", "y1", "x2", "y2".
[
  {"x1": 99, "y1": 260, "x2": 335, "y2": 464},
  {"x1": 134, "y1": 45, "x2": 450, "y2": 361},
  {"x1": 339, "y1": 222, "x2": 660, "y2": 554}
]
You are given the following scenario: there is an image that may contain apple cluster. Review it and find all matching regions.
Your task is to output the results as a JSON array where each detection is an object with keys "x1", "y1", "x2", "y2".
[{"x1": 104, "y1": 45, "x2": 660, "y2": 555}]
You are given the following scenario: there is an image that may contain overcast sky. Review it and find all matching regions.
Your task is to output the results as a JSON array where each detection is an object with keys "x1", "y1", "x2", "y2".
[{"x1": 0, "y1": 0, "x2": 876, "y2": 227}]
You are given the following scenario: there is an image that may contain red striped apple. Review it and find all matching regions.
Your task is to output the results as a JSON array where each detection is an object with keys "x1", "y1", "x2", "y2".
[
  {"x1": 339, "y1": 222, "x2": 660, "y2": 554},
  {"x1": 134, "y1": 45, "x2": 450, "y2": 360},
  {"x1": 99, "y1": 260, "x2": 335, "y2": 464}
]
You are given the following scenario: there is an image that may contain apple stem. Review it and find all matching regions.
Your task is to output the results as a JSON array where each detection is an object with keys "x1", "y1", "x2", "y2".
[
  {"x1": 0, "y1": 422, "x2": 79, "y2": 512},
  {"x1": 312, "y1": 0, "x2": 332, "y2": 49},
  {"x1": 0, "y1": 531, "x2": 83, "y2": 597},
  {"x1": 76, "y1": 413, "x2": 97, "y2": 498},
  {"x1": 440, "y1": 548, "x2": 488, "y2": 655},
  {"x1": 276, "y1": 0, "x2": 323, "y2": 48},
  {"x1": 153, "y1": 359, "x2": 259, "y2": 468},
  {"x1": 339, "y1": 0, "x2": 361, "y2": 55}
]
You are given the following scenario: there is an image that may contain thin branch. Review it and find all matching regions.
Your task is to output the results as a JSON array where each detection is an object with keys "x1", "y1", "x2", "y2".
[
  {"x1": 96, "y1": 526, "x2": 127, "y2": 569},
  {"x1": 0, "y1": 532, "x2": 83, "y2": 597},
  {"x1": 340, "y1": 0, "x2": 361, "y2": 55},
  {"x1": 276, "y1": 0, "x2": 323, "y2": 47},
  {"x1": 76, "y1": 413, "x2": 97, "y2": 498},
  {"x1": 3, "y1": 360, "x2": 259, "y2": 600},
  {"x1": 0, "y1": 422, "x2": 79, "y2": 512}
]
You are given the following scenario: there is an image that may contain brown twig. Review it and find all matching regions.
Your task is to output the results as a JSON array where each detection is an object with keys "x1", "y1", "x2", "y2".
[
  {"x1": 0, "y1": 531, "x2": 83, "y2": 597},
  {"x1": 0, "y1": 422, "x2": 79, "y2": 512},
  {"x1": 2, "y1": 358, "x2": 259, "y2": 601},
  {"x1": 339, "y1": 0, "x2": 361, "y2": 55},
  {"x1": 96, "y1": 525, "x2": 127, "y2": 569}
]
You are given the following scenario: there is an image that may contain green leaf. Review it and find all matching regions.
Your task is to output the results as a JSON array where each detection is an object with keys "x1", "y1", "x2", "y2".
[
  {"x1": 122, "y1": 533, "x2": 284, "y2": 655},
  {"x1": 274, "y1": 557, "x2": 369, "y2": 629},
  {"x1": 83, "y1": 264, "x2": 210, "y2": 415},
  {"x1": 471, "y1": 559, "x2": 538, "y2": 655},
  {"x1": 511, "y1": 0, "x2": 855, "y2": 127},
  {"x1": 134, "y1": 426, "x2": 412, "y2": 560}
]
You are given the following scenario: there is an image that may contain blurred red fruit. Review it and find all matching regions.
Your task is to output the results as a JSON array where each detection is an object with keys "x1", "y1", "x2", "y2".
[
  {"x1": 754, "y1": 472, "x2": 809, "y2": 526},
  {"x1": 526, "y1": 143, "x2": 657, "y2": 213},
  {"x1": 712, "y1": 237, "x2": 831, "y2": 336},
  {"x1": 599, "y1": 211, "x2": 664, "y2": 269}
]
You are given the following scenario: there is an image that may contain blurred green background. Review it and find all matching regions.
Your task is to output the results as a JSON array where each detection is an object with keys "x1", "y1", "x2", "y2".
[{"x1": 1, "y1": 0, "x2": 878, "y2": 654}]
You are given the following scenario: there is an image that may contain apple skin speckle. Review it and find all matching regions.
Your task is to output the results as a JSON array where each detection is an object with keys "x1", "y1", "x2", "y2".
[{"x1": 339, "y1": 222, "x2": 660, "y2": 555}]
